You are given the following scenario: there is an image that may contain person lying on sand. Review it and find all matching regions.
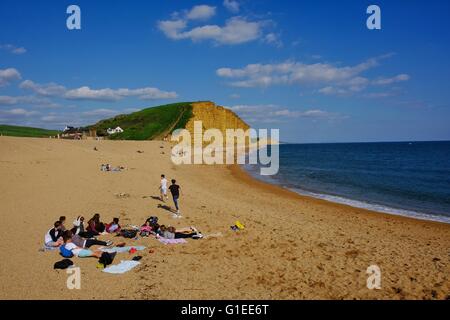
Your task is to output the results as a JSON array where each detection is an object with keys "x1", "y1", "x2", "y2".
[
  {"x1": 105, "y1": 218, "x2": 121, "y2": 234},
  {"x1": 44, "y1": 221, "x2": 64, "y2": 248},
  {"x1": 160, "y1": 226, "x2": 203, "y2": 239},
  {"x1": 65, "y1": 230, "x2": 113, "y2": 248},
  {"x1": 61, "y1": 231, "x2": 103, "y2": 258}
]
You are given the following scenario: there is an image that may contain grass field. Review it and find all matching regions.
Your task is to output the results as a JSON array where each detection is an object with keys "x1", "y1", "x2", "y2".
[
  {"x1": 90, "y1": 102, "x2": 193, "y2": 140},
  {"x1": 0, "y1": 125, "x2": 60, "y2": 138}
]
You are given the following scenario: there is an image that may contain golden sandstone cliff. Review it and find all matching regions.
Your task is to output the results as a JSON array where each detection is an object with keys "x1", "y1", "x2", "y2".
[
  {"x1": 183, "y1": 101, "x2": 251, "y2": 146},
  {"x1": 185, "y1": 101, "x2": 250, "y2": 133}
]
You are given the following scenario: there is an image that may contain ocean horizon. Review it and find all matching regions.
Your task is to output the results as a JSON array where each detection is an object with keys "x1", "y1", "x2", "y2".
[{"x1": 244, "y1": 140, "x2": 450, "y2": 224}]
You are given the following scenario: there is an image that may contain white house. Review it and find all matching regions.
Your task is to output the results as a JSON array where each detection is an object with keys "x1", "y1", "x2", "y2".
[{"x1": 107, "y1": 126, "x2": 124, "y2": 135}]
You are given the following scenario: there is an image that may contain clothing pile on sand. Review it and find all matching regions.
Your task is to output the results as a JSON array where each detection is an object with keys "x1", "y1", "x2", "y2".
[{"x1": 100, "y1": 164, "x2": 125, "y2": 172}]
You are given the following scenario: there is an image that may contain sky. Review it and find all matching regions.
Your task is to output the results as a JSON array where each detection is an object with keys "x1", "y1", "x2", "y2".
[{"x1": 0, "y1": 0, "x2": 449, "y2": 143}]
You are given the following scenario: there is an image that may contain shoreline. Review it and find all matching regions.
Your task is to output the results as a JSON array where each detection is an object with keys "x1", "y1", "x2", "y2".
[{"x1": 229, "y1": 164, "x2": 450, "y2": 228}]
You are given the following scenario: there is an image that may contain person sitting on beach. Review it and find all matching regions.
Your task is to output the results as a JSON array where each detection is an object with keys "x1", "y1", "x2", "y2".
[
  {"x1": 71, "y1": 216, "x2": 85, "y2": 235},
  {"x1": 161, "y1": 226, "x2": 203, "y2": 239},
  {"x1": 65, "y1": 230, "x2": 113, "y2": 249},
  {"x1": 86, "y1": 213, "x2": 105, "y2": 235},
  {"x1": 44, "y1": 221, "x2": 64, "y2": 248},
  {"x1": 140, "y1": 217, "x2": 160, "y2": 237},
  {"x1": 105, "y1": 218, "x2": 121, "y2": 234},
  {"x1": 59, "y1": 216, "x2": 67, "y2": 232},
  {"x1": 61, "y1": 231, "x2": 103, "y2": 258},
  {"x1": 140, "y1": 219, "x2": 153, "y2": 237},
  {"x1": 71, "y1": 216, "x2": 96, "y2": 238}
]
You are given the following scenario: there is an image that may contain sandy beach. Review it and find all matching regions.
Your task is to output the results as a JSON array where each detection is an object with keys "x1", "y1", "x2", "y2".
[{"x1": 0, "y1": 136, "x2": 448, "y2": 300}]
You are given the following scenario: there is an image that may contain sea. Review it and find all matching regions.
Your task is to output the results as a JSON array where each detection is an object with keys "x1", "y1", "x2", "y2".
[{"x1": 243, "y1": 141, "x2": 450, "y2": 224}]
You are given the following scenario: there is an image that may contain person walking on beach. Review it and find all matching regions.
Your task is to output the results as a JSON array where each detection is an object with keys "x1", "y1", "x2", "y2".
[
  {"x1": 169, "y1": 179, "x2": 181, "y2": 218},
  {"x1": 160, "y1": 174, "x2": 168, "y2": 202}
]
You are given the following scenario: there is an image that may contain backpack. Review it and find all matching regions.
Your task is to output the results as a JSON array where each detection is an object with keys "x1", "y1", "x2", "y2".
[
  {"x1": 54, "y1": 259, "x2": 73, "y2": 270},
  {"x1": 120, "y1": 229, "x2": 138, "y2": 239},
  {"x1": 60, "y1": 245, "x2": 74, "y2": 258},
  {"x1": 99, "y1": 252, "x2": 116, "y2": 267}
]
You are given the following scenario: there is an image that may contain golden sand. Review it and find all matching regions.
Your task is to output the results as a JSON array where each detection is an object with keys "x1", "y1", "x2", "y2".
[{"x1": 0, "y1": 136, "x2": 448, "y2": 299}]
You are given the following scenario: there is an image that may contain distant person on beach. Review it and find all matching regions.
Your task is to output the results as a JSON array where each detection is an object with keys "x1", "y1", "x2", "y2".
[
  {"x1": 61, "y1": 232, "x2": 103, "y2": 258},
  {"x1": 44, "y1": 221, "x2": 64, "y2": 248},
  {"x1": 160, "y1": 174, "x2": 168, "y2": 202},
  {"x1": 168, "y1": 179, "x2": 181, "y2": 217}
]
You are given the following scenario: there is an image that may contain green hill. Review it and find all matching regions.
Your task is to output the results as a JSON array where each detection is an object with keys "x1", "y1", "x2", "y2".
[
  {"x1": 0, "y1": 125, "x2": 60, "y2": 138},
  {"x1": 90, "y1": 102, "x2": 193, "y2": 140}
]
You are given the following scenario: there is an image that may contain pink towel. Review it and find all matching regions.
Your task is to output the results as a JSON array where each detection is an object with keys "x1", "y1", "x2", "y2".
[{"x1": 158, "y1": 238, "x2": 187, "y2": 245}]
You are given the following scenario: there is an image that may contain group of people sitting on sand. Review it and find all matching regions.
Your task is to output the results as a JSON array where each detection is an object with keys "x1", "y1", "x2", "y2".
[{"x1": 44, "y1": 213, "x2": 203, "y2": 259}]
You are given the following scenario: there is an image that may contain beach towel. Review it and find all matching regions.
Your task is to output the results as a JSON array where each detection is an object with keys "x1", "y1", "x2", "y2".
[
  {"x1": 157, "y1": 238, "x2": 187, "y2": 245},
  {"x1": 100, "y1": 246, "x2": 146, "y2": 253},
  {"x1": 41, "y1": 245, "x2": 58, "y2": 251},
  {"x1": 102, "y1": 260, "x2": 140, "y2": 274}
]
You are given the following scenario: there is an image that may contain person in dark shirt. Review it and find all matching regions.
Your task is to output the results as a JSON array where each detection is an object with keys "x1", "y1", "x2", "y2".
[{"x1": 168, "y1": 179, "x2": 181, "y2": 217}]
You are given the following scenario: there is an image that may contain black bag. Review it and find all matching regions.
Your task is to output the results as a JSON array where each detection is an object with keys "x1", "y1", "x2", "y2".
[
  {"x1": 54, "y1": 259, "x2": 73, "y2": 270},
  {"x1": 120, "y1": 229, "x2": 138, "y2": 238},
  {"x1": 98, "y1": 252, "x2": 116, "y2": 267}
]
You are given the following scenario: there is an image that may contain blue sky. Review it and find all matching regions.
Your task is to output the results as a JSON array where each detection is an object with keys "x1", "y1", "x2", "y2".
[{"x1": 0, "y1": 0, "x2": 449, "y2": 143}]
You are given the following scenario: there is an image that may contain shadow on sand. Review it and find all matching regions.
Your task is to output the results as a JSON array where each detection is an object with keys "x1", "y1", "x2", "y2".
[{"x1": 157, "y1": 204, "x2": 174, "y2": 213}]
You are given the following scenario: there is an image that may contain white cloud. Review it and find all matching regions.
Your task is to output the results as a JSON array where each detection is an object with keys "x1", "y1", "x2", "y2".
[
  {"x1": 372, "y1": 74, "x2": 410, "y2": 85},
  {"x1": 223, "y1": 0, "x2": 240, "y2": 13},
  {"x1": 0, "y1": 44, "x2": 26, "y2": 55},
  {"x1": 217, "y1": 55, "x2": 407, "y2": 95},
  {"x1": 186, "y1": 5, "x2": 216, "y2": 21},
  {"x1": 158, "y1": 4, "x2": 277, "y2": 46},
  {"x1": 3, "y1": 108, "x2": 38, "y2": 116},
  {"x1": 65, "y1": 86, "x2": 178, "y2": 101},
  {"x1": 229, "y1": 104, "x2": 343, "y2": 123},
  {"x1": 263, "y1": 33, "x2": 283, "y2": 48},
  {"x1": 0, "y1": 95, "x2": 59, "y2": 108},
  {"x1": 159, "y1": 16, "x2": 264, "y2": 45},
  {"x1": 82, "y1": 108, "x2": 119, "y2": 117},
  {"x1": 20, "y1": 80, "x2": 66, "y2": 96},
  {"x1": 0, "y1": 68, "x2": 21, "y2": 86},
  {"x1": 19, "y1": 80, "x2": 178, "y2": 102}
]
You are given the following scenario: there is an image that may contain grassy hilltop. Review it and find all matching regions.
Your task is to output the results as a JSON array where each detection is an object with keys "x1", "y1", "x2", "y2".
[
  {"x1": 0, "y1": 125, "x2": 60, "y2": 138},
  {"x1": 90, "y1": 102, "x2": 193, "y2": 140}
]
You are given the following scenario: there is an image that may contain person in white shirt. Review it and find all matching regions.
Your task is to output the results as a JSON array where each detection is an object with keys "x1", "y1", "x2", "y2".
[
  {"x1": 159, "y1": 174, "x2": 169, "y2": 202},
  {"x1": 44, "y1": 221, "x2": 64, "y2": 247}
]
